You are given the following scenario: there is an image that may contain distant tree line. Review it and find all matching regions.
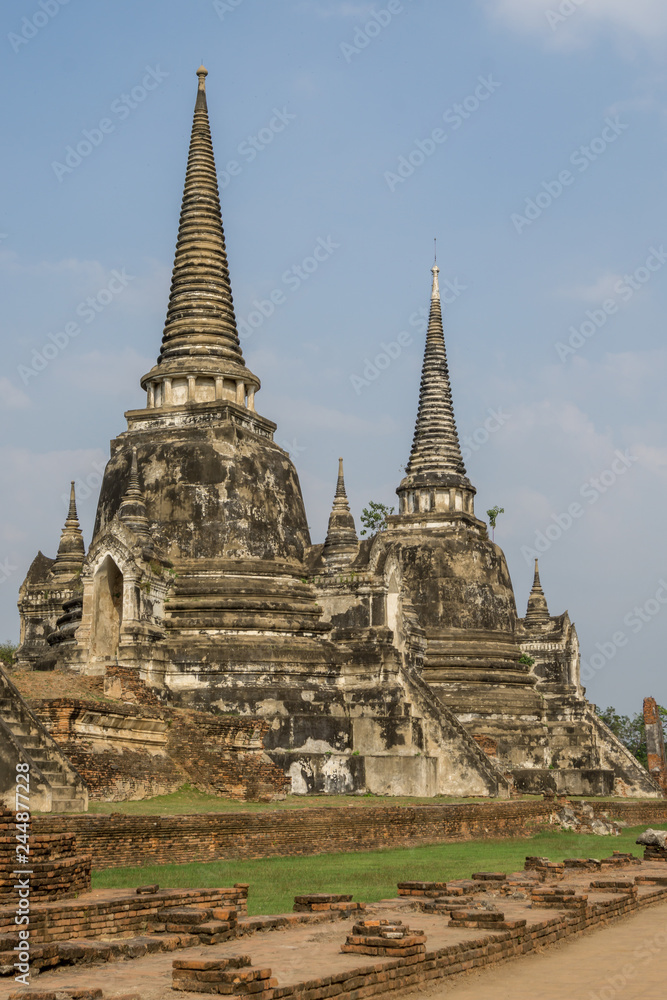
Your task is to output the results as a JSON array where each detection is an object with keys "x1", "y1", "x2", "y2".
[
  {"x1": 0, "y1": 641, "x2": 17, "y2": 668},
  {"x1": 596, "y1": 704, "x2": 667, "y2": 769}
]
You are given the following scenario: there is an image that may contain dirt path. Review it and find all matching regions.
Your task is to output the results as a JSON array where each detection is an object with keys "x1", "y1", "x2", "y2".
[{"x1": 400, "y1": 901, "x2": 667, "y2": 1000}]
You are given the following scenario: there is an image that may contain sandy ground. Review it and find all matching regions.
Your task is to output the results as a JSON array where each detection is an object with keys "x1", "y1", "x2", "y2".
[{"x1": 400, "y1": 901, "x2": 667, "y2": 1000}]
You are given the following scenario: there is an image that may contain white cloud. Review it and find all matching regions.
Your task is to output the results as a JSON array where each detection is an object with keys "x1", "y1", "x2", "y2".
[
  {"x1": 633, "y1": 442, "x2": 667, "y2": 479},
  {"x1": 483, "y1": 0, "x2": 667, "y2": 45},
  {"x1": 560, "y1": 272, "x2": 623, "y2": 304},
  {"x1": 268, "y1": 393, "x2": 398, "y2": 436}
]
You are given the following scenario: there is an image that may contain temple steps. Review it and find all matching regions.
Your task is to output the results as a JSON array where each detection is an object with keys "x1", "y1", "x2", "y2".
[{"x1": 0, "y1": 665, "x2": 88, "y2": 813}]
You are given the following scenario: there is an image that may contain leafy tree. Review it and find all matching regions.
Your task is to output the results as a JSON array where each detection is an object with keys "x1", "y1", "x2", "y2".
[
  {"x1": 595, "y1": 704, "x2": 667, "y2": 769},
  {"x1": 360, "y1": 501, "x2": 395, "y2": 537},
  {"x1": 486, "y1": 505, "x2": 504, "y2": 540},
  {"x1": 0, "y1": 641, "x2": 18, "y2": 668}
]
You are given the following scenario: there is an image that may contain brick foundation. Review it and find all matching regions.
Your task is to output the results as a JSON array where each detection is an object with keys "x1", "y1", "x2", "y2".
[
  {"x1": 163, "y1": 882, "x2": 667, "y2": 1000},
  {"x1": 0, "y1": 807, "x2": 91, "y2": 903},
  {"x1": 33, "y1": 801, "x2": 554, "y2": 870},
  {"x1": 273, "y1": 886, "x2": 667, "y2": 1000},
  {"x1": 0, "y1": 885, "x2": 248, "y2": 949}
]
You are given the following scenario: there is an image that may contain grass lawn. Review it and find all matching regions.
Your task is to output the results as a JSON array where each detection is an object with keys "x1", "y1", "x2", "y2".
[
  {"x1": 86, "y1": 785, "x2": 655, "y2": 815},
  {"x1": 91, "y1": 824, "x2": 666, "y2": 915},
  {"x1": 86, "y1": 786, "x2": 506, "y2": 814}
]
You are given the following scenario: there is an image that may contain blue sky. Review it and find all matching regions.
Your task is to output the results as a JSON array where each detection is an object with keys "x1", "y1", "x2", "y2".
[{"x1": 1, "y1": 0, "x2": 666, "y2": 715}]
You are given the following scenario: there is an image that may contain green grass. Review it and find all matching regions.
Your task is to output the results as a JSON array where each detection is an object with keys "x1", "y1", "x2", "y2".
[
  {"x1": 86, "y1": 785, "x2": 508, "y2": 815},
  {"x1": 91, "y1": 824, "x2": 666, "y2": 915},
  {"x1": 86, "y1": 784, "x2": 663, "y2": 816}
]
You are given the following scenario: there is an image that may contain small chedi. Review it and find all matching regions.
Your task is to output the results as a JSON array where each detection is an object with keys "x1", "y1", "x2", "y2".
[{"x1": 10, "y1": 66, "x2": 661, "y2": 804}]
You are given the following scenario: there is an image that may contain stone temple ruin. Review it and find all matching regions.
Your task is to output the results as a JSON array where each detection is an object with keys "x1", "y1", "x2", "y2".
[{"x1": 8, "y1": 66, "x2": 661, "y2": 805}]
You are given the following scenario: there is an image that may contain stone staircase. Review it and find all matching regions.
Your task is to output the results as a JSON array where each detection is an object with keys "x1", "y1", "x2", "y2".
[{"x1": 0, "y1": 666, "x2": 88, "y2": 812}]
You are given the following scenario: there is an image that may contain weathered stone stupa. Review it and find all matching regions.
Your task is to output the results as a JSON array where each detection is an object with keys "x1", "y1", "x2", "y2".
[{"x1": 15, "y1": 68, "x2": 659, "y2": 799}]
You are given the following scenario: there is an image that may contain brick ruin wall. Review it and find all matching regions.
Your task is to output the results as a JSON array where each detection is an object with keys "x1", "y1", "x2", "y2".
[
  {"x1": 33, "y1": 695, "x2": 289, "y2": 803},
  {"x1": 0, "y1": 807, "x2": 90, "y2": 903},
  {"x1": 589, "y1": 800, "x2": 667, "y2": 824},
  {"x1": 29, "y1": 799, "x2": 667, "y2": 872},
  {"x1": 0, "y1": 886, "x2": 248, "y2": 947},
  {"x1": 34, "y1": 801, "x2": 556, "y2": 869}
]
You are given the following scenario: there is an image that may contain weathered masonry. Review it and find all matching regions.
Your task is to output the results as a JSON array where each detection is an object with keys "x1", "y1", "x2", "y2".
[{"x1": 14, "y1": 66, "x2": 659, "y2": 801}]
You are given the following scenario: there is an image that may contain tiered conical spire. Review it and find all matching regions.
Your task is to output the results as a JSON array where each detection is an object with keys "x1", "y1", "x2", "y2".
[
  {"x1": 51, "y1": 483, "x2": 85, "y2": 580},
  {"x1": 524, "y1": 559, "x2": 551, "y2": 627},
  {"x1": 397, "y1": 260, "x2": 475, "y2": 517},
  {"x1": 322, "y1": 458, "x2": 358, "y2": 567},
  {"x1": 405, "y1": 263, "x2": 467, "y2": 479},
  {"x1": 119, "y1": 450, "x2": 150, "y2": 538},
  {"x1": 141, "y1": 67, "x2": 259, "y2": 408},
  {"x1": 159, "y1": 66, "x2": 244, "y2": 364}
]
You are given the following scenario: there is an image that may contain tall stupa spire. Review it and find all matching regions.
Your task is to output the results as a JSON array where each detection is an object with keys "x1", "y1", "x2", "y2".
[
  {"x1": 397, "y1": 259, "x2": 475, "y2": 518},
  {"x1": 141, "y1": 66, "x2": 260, "y2": 411},
  {"x1": 50, "y1": 483, "x2": 85, "y2": 581},
  {"x1": 524, "y1": 559, "x2": 551, "y2": 627},
  {"x1": 322, "y1": 458, "x2": 358, "y2": 567},
  {"x1": 406, "y1": 262, "x2": 466, "y2": 478}
]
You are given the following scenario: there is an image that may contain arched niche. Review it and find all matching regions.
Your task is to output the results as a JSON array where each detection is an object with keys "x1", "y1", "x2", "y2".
[{"x1": 90, "y1": 554, "x2": 123, "y2": 660}]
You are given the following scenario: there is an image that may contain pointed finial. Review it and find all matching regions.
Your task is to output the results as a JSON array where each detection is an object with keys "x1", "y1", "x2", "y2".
[
  {"x1": 431, "y1": 259, "x2": 440, "y2": 301},
  {"x1": 67, "y1": 481, "x2": 78, "y2": 522},
  {"x1": 525, "y1": 558, "x2": 551, "y2": 627},
  {"x1": 119, "y1": 449, "x2": 150, "y2": 538},
  {"x1": 322, "y1": 456, "x2": 358, "y2": 567},
  {"x1": 195, "y1": 65, "x2": 208, "y2": 108},
  {"x1": 335, "y1": 457, "x2": 347, "y2": 499},
  {"x1": 51, "y1": 481, "x2": 85, "y2": 580},
  {"x1": 434, "y1": 237, "x2": 437, "y2": 264}
]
